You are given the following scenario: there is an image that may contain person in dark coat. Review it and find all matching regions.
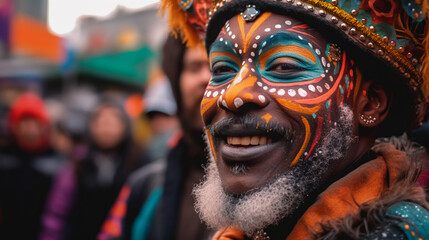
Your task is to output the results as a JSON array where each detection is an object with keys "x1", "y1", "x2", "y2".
[
  {"x1": 0, "y1": 93, "x2": 64, "y2": 240},
  {"x1": 98, "y1": 34, "x2": 212, "y2": 240},
  {"x1": 40, "y1": 96, "x2": 145, "y2": 240}
]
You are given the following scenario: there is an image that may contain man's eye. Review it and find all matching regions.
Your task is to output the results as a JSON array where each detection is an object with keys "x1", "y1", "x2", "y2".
[
  {"x1": 267, "y1": 61, "x2": 305, "y2": 75},
  {"x1": 213, "y1": 65, "x2": 236, "y2": 75}
]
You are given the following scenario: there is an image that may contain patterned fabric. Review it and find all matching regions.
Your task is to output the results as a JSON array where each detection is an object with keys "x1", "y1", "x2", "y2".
[
  {"x1": 39, "y1": 165, "x2": 76, "y2": 240},
  {"x1": 98, "y1": 185, "x2": 131, "y2": 240},
  {"x1": 211, "y1": 143, "x2": 429, "y2": 240},
  {"x1": 130, "y1": 187, "x2": 163, "y2": 240},
  {"x1": 386, "y1": 201, "x2": 429, "y2": 239}
]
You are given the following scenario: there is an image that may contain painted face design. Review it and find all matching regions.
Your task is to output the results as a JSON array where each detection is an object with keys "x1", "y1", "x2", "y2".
[{"x1": 201, "y1": 12, "x2": 361, "y2": 194}]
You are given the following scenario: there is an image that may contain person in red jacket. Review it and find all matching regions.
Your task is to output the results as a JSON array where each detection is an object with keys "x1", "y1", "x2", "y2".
[
  {"x1": 0, "y1": 93, "x2": 64, "y2": 240},
  {"x1": 8, "y1": 93, "x2": 51, "y2": 153}
]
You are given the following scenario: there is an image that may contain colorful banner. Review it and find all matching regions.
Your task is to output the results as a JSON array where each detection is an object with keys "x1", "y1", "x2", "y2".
[
  {"x1": 0, "y1": 0, "x2": 12, "y2": 57},
  {"x1": 11, "y1": 14, "x2": 64, "y2": 63}
]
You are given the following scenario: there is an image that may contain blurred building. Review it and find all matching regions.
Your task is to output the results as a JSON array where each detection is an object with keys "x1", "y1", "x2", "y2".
[
  {"x1": 0, "y1": 0, "x2": 62, "y2": 105},
  {"x1": 0, "y1": 2, "x2": 167, "y2": 144},
  {"x1": 69, "y1": 5, "x2": 167, "y2": 92}
]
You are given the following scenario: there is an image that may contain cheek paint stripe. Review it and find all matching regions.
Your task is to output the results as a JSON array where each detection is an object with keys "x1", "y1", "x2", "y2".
[
  {"x1": 206, "y1": 129, "x2": 218, "y2": 161},
  {"x1": 277, "y1": 99, "x2": 321, "y2": 114},
  {"x1": 352, "y1": 70, "x2": 362, "y2": 105},
  {"x1": 306, "y1": 116, "x2": 323, "y2": 159},
  {"x1": 347, "y1": 81, "x2": 353, "y2": 98},
  {"x1": 201, "y1": 97, "x2": 218, "y2": 116},
  {"x1": 290, "y1": 116, "x2": 311, "y2": 166},
  {"x1": 295, "y1": 51, "x2": 346, "y2": 105},
  {"x1": 260, "y1": 75, "x2": 323, "y2": 87}
]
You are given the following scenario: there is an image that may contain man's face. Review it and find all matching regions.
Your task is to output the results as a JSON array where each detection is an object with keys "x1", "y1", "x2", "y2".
[
  {"x1": 201, "y1": 13, "x2": 361, "y2": 194},
  {"x1": 180, "y1": 46, "x2": 211, "y2": 131}
]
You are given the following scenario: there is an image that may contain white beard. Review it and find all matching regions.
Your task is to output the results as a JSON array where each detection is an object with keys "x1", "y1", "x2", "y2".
[{"x1": 193, "y1": 106, "x2": 356, "y2": 236}]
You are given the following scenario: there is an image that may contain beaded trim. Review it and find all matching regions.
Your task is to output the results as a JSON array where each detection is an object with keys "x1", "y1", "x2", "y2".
[
  {"x1": 208, "y1": 0, "x2": 426, "y2": 104},
  {"x1": 305, "y1": 0, "x2": 421, "y2": 88}
]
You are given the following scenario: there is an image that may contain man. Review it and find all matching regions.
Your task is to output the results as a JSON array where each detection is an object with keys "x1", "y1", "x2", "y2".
[
  {"x1": 162, "y1": 0, "x2": 429, "y2": 239},
  {"x1": 98, "y1": 34, "x2": 212, "y2": 240}
]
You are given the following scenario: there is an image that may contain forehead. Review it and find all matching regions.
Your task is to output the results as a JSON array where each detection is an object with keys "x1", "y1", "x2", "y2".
[{"x1": 210, "y1": 12, "x2": 327, "y2": 54}]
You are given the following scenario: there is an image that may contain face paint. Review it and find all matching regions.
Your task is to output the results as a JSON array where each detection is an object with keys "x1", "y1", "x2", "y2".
[{"x1": 201, "y1": 12, "x2": 360, "y2": 194}]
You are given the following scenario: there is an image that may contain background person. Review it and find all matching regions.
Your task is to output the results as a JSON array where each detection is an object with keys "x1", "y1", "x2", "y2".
[
  {"x1": 98, "y1": 33, "x2": 212, "y2": 240},
  {"x1": 40, "y1": 96, "x2": 145, "y2": 240},
  {"x1": 0, "y1": 93, "x2": 64, "y2": 240}
]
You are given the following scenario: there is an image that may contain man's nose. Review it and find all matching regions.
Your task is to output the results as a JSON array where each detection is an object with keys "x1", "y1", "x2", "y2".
[{"x1": 218, "y1": 65, "x2": 268, "y2": 111}]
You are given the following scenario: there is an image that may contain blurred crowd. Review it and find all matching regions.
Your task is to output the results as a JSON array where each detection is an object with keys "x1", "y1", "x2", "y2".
[
  {"x1": 0, "y1": 55, "x2": 182, "y2": 240},
  {"x1": 0, "y1": 27, "x2": 214, "y2": 239}
]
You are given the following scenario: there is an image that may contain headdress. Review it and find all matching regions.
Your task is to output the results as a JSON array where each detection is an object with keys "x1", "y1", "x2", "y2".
[{"x1": 161, "y1": 0, "x2": 429, "y2": 128}]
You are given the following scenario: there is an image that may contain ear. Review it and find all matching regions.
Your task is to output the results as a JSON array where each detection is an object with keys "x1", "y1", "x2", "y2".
[{"x1": 355, "y1": 79, "x2": 391, "y2": 128}]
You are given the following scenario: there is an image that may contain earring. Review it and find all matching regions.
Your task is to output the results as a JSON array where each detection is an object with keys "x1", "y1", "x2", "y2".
[
  {"x1": 328, "y1": 44, "x2": 342, "y2": 62},
  {"x1": 360, "y1": 114, "x2": 377, "y2": 125}
]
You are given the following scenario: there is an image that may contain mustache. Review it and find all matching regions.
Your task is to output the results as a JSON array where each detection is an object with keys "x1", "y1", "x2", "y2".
[{"x1": 206, "y1": 114, "x2": 293, "y2": 141}]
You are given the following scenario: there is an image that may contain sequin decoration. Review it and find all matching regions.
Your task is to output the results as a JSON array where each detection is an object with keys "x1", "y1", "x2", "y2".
[
  {"x1": 241, "y1": 5, "x2": 260, "y2": 22},
  {"x1": 180, "y1": 0, "x2": 194, "y2": 11}
]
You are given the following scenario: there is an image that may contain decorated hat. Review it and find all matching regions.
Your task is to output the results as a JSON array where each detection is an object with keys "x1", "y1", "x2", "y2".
[{"x1": 161, "y1": 0, "x2": 429, "y2": 128}]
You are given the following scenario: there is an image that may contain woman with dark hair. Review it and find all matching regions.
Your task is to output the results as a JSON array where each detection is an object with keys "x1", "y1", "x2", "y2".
[{"x1": 40, "y1": 97, "x2": 145, "y2": 240}]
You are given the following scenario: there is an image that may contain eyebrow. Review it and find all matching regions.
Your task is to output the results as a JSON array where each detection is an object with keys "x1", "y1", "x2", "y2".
[
  {"x1": 209, "y1": 51, "x2": 241, "y2": 67},
  {"x1": 209, "y1": 39, "x2": 242, "y2": 67},
  {"x1": 259, "y1": 45, "x2": 316, "y2": 69}
]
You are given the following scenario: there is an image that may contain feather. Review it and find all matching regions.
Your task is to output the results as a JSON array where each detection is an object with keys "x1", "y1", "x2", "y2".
[{"x1": 160, "y1": 0, "x2": 204, "y2": 47}]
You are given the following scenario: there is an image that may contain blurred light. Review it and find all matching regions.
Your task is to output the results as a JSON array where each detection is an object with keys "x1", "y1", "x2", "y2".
[
  {"x1": 121, "y1": 0, "x2": 159, "y2": 9},
  {"x1": 48, "y1": 0, "x2": 160, "y2": 36}
]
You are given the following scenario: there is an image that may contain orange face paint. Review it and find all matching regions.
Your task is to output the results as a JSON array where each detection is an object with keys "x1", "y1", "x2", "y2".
[
  {"x1": 290, "y1": 116, "x2": 311, "y2": 166},
  {"x1": 277, "y1": 99, "x2": 321, "y2": 115},
  {"x1": 261, "y1": 113, "x2": 273, "y2": 123},
  {"x1": 259, "y1": 45, "x2": 317, "y2": 69},
  {"x1": 237, "y1": 12, "x2": 272, "y2": 53},
  {"x1": 206, "y1": 129, "x2": 218, "y2": 161}
]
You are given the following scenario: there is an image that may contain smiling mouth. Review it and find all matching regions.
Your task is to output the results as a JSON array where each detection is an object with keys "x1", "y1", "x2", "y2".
[{"x1": 226, "y1": 136, "x2": 273, "y2": 146}]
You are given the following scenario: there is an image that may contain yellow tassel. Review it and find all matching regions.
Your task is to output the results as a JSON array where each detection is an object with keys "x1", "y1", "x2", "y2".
[
  {"x1": 160, "y1": 0, "x2": 204, "y2": 47},
  {"x1": 421, "y1": 0, "x2": 429, "y2": 101}
]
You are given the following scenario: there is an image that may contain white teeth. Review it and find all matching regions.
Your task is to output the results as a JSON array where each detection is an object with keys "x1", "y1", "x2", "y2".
[
  {"x1": 250, "y1": 136, "x2": 259, "y2": 145},
  {"x1": 241, "y1": 136, "x2": 251, "y2": 145},
  {"x1": 227, "y1": 136, "x2": 272, "y2": 146},
  {"x1": 259, "y1": 136, "x2": 267, "y2": 145},
  {"x1": 232, "y1": 137, "x2": 240, "y2": 145}
]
